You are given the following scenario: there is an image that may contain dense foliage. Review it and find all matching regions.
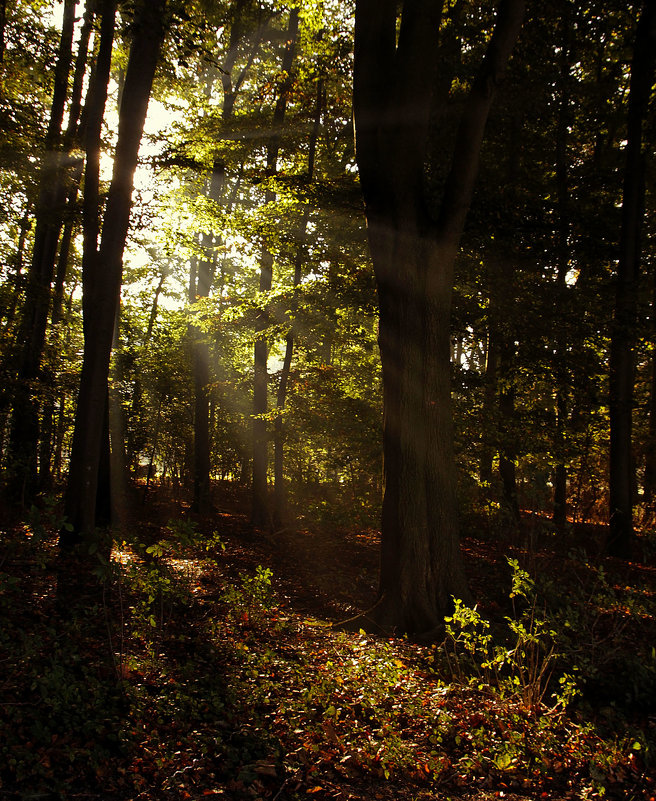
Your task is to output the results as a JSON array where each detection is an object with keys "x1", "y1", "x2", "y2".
[{"x1": 1, "y1": 0, "x2": 654, "y2": 531}]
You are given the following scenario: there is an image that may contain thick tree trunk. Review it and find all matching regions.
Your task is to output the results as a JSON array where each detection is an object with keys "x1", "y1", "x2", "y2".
[
  {"x1": 372, "y1": 229, "x2": 470, "y2": 631},
  {"x1": 60, "y1": 0, "x2": 167, "y2": 545},
  {"x1": 354, "y1": 0, "x2": 525, "y2": 632},
  {"x1": 608, "y1": 1, "x2": 656, "y2": 558}
]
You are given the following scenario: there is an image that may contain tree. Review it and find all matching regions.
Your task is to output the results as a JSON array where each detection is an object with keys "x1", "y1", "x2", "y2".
[
  {"x1": 608, "y1": 0, "x2": 656, "y2": 557},
  {"x1": 252, "y1": 7, "x2": 299, "y2": 528},
  {"x1": 8, "y1": 0, "x2": 78, "y2": 500},
  {"x1": 60, "y1": 0, "x2": 169, "y2": 546},
  {"x1": 353, "y1": 0, "x2": 525, "y2": 632},
  {"x1": 189, "y1": 0, "x2": 269, "y2": 514}
]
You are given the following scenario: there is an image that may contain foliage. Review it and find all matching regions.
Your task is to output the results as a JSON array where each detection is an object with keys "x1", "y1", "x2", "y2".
[
  {"x1": 441, "y1": 559, "x2": 569, "y2": 712},
  {"x1": 2, "y1": 511, "x2": 656, "y2": 800},
  {"x1": 2, "y1": 0, "x2": 656, "y2": 794}
]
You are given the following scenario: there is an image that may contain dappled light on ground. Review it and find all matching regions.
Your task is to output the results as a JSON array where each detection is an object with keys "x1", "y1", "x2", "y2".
[{"x1": 2, "y1": 488, "x2": 656, "y2": 800}]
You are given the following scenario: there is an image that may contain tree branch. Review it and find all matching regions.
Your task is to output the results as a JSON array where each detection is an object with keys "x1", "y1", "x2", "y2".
[{"x1": 436, "y1": 0, "x2": 525, "y2": 244}]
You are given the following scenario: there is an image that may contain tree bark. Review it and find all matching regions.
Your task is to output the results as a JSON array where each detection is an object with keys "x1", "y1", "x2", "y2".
[
  {"x1": 60, "y1": 0, "x2": 167, "y2": 545},
  {"x1": 8, "y1": 0, "x2": 77, "y2": 500},
  {"x1": 608, "y1": 0, "x2": 656, "y2": 558},
  {"x1": 354, "y1": 0, "x2": 525, "y2": 632}
]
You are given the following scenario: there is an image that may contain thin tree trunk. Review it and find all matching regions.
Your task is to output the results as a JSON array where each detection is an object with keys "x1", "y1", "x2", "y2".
[
  {"x1": 191, "y1": 163, "x2": 223, "y2": 514},
  {"x1": 252, "y1": 242, "x2": 273, "y2": 527},
  {"x1": 552, "y1": 9, "x2": 572, "y2": 530},
  {"x1": 272, "y1": 207, "x2": 311, "y2": 528},
  {"x1": 192, "y1": 241, "x2": 213, "y2": 514},
  {"x1": 9, "y1": 0, "x2": 77, "y2": 500},
  {"x1": 252, "y1": 8, "x2": 299, "y2": 528},
  {"x1": 643, "y1": 322, "x2": 656, "y2": 510},
  {"x1": 498, "y1": 341, "x2": 520, "y2": 524},
  {"x1": 608, "y1": 1, "x2": 656, "y2": 558},
  {"x1": 479, "y1": 326, "x2": 497, "y2": 489},
  {"x1": 272, "y1": 76, "x2": 322, "y2": 529},
  {"x1": 189, "y1": 5, "x2": 264, "y2": 513}
]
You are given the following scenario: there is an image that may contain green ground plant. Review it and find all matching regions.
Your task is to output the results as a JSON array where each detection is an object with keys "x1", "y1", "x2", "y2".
[
  {"x1": 441, "y1": 558, "x2": 573, "y2": 712},
  {"x1": 1, "y1": 513, "x2": 653, "y2": 800}
]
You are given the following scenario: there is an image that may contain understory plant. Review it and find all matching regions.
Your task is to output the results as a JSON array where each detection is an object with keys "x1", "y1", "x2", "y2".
[{"x1": 442, "y1": 558, "x2": 578, "y2": 712}]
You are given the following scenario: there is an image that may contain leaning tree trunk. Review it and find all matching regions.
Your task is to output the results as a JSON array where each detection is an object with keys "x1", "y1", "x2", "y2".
[
  {"x1": 354, "y1": 0, "x2": 525, "y2": 633},
  {"x1": 608, "y1": 1, "x2": 656, "y2": 558},
  {"x1": 60, "y1": 0, "x2": 167, "y2": 546}
]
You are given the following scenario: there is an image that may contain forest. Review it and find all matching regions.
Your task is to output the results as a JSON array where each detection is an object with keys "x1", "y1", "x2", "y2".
[{"x1": 1, "y1": 0, "x2": 656, "y2": 798}]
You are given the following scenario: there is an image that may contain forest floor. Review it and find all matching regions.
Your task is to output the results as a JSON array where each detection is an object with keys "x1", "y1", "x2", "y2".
[{"x1": 2, "y1": 483, "x2": 656, "y2": 800}]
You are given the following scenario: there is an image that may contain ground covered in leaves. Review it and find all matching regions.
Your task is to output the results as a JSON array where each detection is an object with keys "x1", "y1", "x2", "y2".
[{"x1": 2, "y1": 485, "x2": 656, "y2": 800}]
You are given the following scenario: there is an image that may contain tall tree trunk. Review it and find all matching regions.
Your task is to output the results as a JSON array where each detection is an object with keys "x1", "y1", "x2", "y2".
[
  {"x1": 479, "y1": 326, "x2": 497, "y2": 489},
  {"x1": 60, "y1": 0, "x2": 167, "y2": 546},
  {"x1": 189, "y1": 6, "x2": 265, "y2": 513},
  {"x1": 498, "y1": 340, "x2": 520, "y2": 524},
  {"x1": 552, "y1": 8, "x2": 572, "y2": 531},
  {"x1": 608, "y1": 1, "x2": 656, "y2": 558},
  {"x1": 272, "y1": 78, "x2": 322, "y2": 529},
  {"x1": 643, "y1": 316, "x2": 656, "y2": 511},
  {"x1": 8, "y1": 0, "x2": 77, "y2": 500},
  {"x1": 252, "y1": 242, "x2": 273, "y2": 527},
  {"x1": 191, "y1": 223, "x2": 217, "y2": 514},
  {"x1": 251, "y1": 8, "x2": 299, "y2": 528},
  {"x1": 354, "y1": 0, "x2": 524, "y2": 633},
  {"x1": 272, "y1": 208, "x2": 311, "y2": 528}
]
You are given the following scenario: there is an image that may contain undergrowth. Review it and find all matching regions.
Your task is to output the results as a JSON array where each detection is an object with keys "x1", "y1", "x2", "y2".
[{"x1": 1, "y1": 513, "x2": 655, "y2": 800}]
